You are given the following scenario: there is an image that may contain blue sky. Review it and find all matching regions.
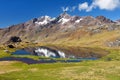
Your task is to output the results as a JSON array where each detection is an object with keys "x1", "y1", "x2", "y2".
[{"x1": 0, "y1": 0, "x2": 120, "y2": 28}]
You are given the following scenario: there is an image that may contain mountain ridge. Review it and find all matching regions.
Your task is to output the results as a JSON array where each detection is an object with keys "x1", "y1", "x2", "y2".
[{"x1": 0, "y1": 12, "x2": 120, "y2": 48}]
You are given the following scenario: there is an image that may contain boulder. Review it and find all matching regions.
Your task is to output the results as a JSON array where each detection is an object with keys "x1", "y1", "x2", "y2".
[
  {"x1": 8, "y1": 45, "x2": 15, "y2": 48},
  {"x1": 9, "y1": 36, "x2": 22, "y2": 43}
]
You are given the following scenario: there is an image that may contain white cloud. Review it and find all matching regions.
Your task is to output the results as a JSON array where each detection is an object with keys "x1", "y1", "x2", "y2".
[
  {"x1": 62, "y1": 7, "x2": 69, "y2": 12},
  {"x1": 94, "y1": 0, "x2": 120, "y2": 10},
  {"x1": 78, "y1": 2, "x2": 89, "y2": 11},
  {"x1": 62, "y1": 6, "x2": 76, "y2": 12},
  {"x1": 70, "y1": 6, "x2": 76, "y2": 12},
  {"x1": 78, "y1": 0, "x2": 120, "y2": 12}
]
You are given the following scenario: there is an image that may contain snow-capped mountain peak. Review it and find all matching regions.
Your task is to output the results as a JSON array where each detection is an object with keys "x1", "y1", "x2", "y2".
[
  {"x1": 35, "y1": 15, "x2": 55, "y2": 25},
  {"x1": 57, "y1": 12, "x2": 71, "y2": 24},
  {"x1": 59, "y1": 12, "x2": 71, "y2": 18}
]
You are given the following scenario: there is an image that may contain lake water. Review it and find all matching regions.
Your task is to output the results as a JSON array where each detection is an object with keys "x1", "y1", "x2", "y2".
[
  {"x1": 0, "y1": 57, "x2": 97, "y2": 64},
  {"x1": 0, "y1": 47, "x2": 97, "y2": 64},
  {"x1": 12, "y1": 49, "x2": 31, "y2": 55}
]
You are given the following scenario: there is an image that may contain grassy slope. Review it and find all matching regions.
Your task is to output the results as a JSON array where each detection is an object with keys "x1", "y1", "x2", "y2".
[
  {"x1": 51, "y1": 30, "x2": 120, "y2": 48},
  {"x1": 0, "y1": 60, "x2": 120, "y2": 80}
]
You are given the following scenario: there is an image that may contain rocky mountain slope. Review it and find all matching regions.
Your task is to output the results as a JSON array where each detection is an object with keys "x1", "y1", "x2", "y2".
[{"x1": 0, "y1": 12, "x2": 120, "y2": 48}]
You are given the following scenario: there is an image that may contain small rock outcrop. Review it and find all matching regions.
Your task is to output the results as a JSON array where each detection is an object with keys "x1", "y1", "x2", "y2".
[
  {"x1": 5, "y1": 36, "x2": 22, "y2": 48},
  {"x1": 7, "y1": 45, "x2": 15, "y2": 48},
  {"x1": 107, "y1": 38, "x2": 120, "y2": 47},
  {"x1": 9, "y1": 36, "x2": 22, "y2": 43}
]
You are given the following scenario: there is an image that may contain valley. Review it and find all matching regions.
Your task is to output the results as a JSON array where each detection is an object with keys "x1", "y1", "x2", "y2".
[{"x1": 0, "y1": 12, "x2": 120, "y2": 80}]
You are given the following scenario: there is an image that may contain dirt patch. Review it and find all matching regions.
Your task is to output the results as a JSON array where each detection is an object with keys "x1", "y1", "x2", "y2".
[
  {"x1": 0, "y1": 61, "x2": 22, "y2": 74},
  {"x1": 0, "y1": 61, "x2": 17, "y2": 66},
  {"x1": 0, "y1": 69, "x2": 21, "y2": 74}
]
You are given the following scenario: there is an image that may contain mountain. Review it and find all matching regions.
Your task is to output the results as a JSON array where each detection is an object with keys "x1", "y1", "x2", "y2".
[
  {"x1": 96, "y1": 16, "x2": 114, "y2": 23},
  {"x1": 116, "y1": 19, "x2": 120, "y2": 22},
  {"x1": 0, "y1": 12, "x2": 120, "y2": 48}
]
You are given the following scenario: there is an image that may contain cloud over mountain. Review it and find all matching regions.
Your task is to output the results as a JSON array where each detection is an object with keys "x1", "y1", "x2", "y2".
[
  {"x1": 61, "y1": 6, "x2": 76, "y2": 12},
  {"x1": 79, "y1": 0, "x2": 120, "y2": 12}
]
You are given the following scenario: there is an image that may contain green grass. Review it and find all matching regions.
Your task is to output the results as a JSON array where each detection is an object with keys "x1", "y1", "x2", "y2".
[
  {"x1": 0, "y1": 61, "x2": 120, "y2": 80},
  {"x1": 0, "y1": 50, "x2": 11, "y2": 58},
  {"x1": 11, "y1": 55, "x2": 44, "y2": 60},
  {"x1": 102, "y1": 49, "x2": 120, "y2": 61},
  {"x1": 11, "y1": 55, "x2": 81, "y2": 61}
]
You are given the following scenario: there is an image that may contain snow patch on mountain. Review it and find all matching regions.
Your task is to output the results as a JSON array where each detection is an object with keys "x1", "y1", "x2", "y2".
[
  {"x1": 35, "y1": 16, "x2": 55, "y2": 25},
  {"x1": 75, "y1": 18, "x2": 83, "y2": 23},
  {"x1": 35, "y1": 20, "x2": 48, "y2": 25},
  {"x1": 58, "y1": 18, "x2": 70, "y2": 24}
]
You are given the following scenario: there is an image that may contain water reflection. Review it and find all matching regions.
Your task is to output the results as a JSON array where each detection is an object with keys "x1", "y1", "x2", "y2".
[{"x1": 0, "y1": 46, "x2": 98, "y2": 64}]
